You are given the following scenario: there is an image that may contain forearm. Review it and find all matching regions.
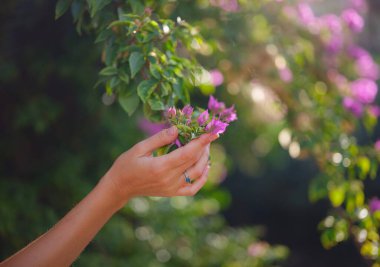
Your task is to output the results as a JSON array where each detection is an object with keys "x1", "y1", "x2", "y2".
[{"x1": 1, "y1": 177, "x2": 125, "y2": 267}]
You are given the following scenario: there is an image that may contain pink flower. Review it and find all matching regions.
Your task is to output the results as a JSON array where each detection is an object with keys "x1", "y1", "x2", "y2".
[
  {"x1": 138, "y1": 118, "x2": 167, "y2": 136},
  {"x1": 175, "y1": 138, "x2": 183, "y2": 148},
  {"x1": 343, "y1": 97, "x2": 363, "y2": 117},
  {"x1": 356, "y1": 55, "x2": 379, "y2": 80},
  {"x1": 220, "y1": 105, "x2": 238, "y2": 123},
  {"x1": 205, "y1": 118, "x2": 229, "y2": 135},
  {"x1": 197, "y1": 110, "x2": 209, "y2": 126},
  {"x1": 209, "y1": 69, "x2": 224, "y2": 87},
  {"x1": 325, "y1": 35, "x2": 343, "y2": 54},
  {"x1": 182, "y1": 105, "x2": 194, "y2": 118},
  {"x1": 341, "y1": 9, "x2": 364, "y2": 33},
  {"x1": 320, "y1": 14, "x2": 342, "y2": 34},
  {"x1": 167, "y1": 107, "x2": 176, "y2": 118},
  {"x1": 210, "y1": 0, "x2": 239, "y2": 12},
  {"x1": 351, "y1": 79, "x2": 378, "y2": 104},
  {"x1": 369, "y1": 106, "x2": 380, "y2": 117},
  {"x1": 297, "y1": 3, "x2": 315, "y2": 25},
  {"x1": 279, "y1": 67, "x2": 293, "y2": 83},
  {"x1": 369, "y1": 197, "x2": 380, "y2": 212},
  {"x1": 350, "y1": 0, "x2": 367, "y2": 13},
  {"x1": 348, "y1": 45, "x2": 370, "y2": 59},
  {"x1": 375, "y1": 140, "x2": 380, "y2": 151},
  {"x1": 208, "y1": 95, "x2": 225, "y2": 114}
]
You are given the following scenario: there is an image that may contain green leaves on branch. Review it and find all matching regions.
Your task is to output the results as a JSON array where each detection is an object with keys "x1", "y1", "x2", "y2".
[
  {"x1": 55, "y1": 0, "x2": 72, "y2": 19},
  {"x1": 129, "y1": 52, "x2": 145, "y2": 78}
]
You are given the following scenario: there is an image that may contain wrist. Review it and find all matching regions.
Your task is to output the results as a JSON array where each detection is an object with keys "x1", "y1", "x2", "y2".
[{"x1": 97, "y1": 172, "x2": 131, "y2": 212}]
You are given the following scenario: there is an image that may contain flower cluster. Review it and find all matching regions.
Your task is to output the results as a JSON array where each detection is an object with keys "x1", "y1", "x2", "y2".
[
  {"x1": 166, "y1": 95, "x2": 237, "y2": 147},
  {"x1": 286, "y1": 1, "x2": 379, "y2": 118}
]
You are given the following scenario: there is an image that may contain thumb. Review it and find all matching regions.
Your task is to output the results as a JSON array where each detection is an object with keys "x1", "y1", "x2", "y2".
[{"x1": 137, "y1": 126, "x2": 178, "y2": 155}]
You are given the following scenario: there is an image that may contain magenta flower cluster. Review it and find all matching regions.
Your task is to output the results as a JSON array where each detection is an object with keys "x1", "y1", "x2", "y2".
[
  {"x1": 166, "y1": 95, "x2": 237, "y2": 147},
  {"x1": 287, "y1": 0, "x2": 379, "y2": 118}
]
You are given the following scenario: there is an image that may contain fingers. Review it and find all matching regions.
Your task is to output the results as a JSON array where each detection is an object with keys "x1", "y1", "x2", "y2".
[
  {"x1": 134, "y1": 126, "x2": 178, "y2": 156},
  {"x1": 180, "y1": 145, "x2": 209, "y2": 185},
  {"x1": 158, "y1": 133, "x2": 218, "y2": 168},
  {"x1": 176, "y1": 166, "x2": 210, "y2": 196}
]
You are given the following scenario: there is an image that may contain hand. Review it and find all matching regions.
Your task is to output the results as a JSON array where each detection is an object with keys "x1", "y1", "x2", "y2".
[{"x1": 102, "y1": 126, "x2": 218, "y2": 205}]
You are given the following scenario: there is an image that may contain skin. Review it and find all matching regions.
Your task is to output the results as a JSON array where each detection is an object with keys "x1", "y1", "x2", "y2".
[{"x1": 0, "y1": 126, "x2": 218, "y2": 267}]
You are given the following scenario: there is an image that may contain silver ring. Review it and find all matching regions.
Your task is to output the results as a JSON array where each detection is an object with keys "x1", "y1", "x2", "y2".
[{"x1": 184, "y1": 171, "x2": 191, "y2": 184}]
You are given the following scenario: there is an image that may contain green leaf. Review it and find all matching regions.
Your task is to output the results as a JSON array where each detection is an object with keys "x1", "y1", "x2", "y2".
[
  {"x1": 309, "y1": 175, "x2": 329, "y2": 203},
  {"x1": 173, "y1": 79, "x2": 189, "y2": 103},
  {"x1": 119, "y1": 93, "x2": 139, "y2": 116},
  {"x1": 129, "y1": 52, "x2": 145, "y2": 78},
  {"x1": 149, "y1": 64, "x2": 162, "y2": 80},
  {"x1": 148, "y1": 98, "x2": 165, "y2": 111},
  {"x1": 129, "y1": 0, "x2": 144, "y2": 14},
  {"x1": 118, "y1": 70, "x2": 130, "y2": 84},
  {"x1": 55, "y1": 0, "x2": 71, "y2": 19},
  {"x1": 137, "y1": 80, "x2": 158, "y2": 103},
  {"x1": 87, "y1": 0, "x2": 112, "y2": 18},
  {"x1": 357, "y1": 156, "x2": 370, "y2": 179},
  {"x1": 160, "y1": 82, "x2": 171, "y2": 97},
  {"x1": 99, "y1": 66, "x2": 118, "y2": 76},
  {"x1": 328, "y1": 184, "x2": 346, "y2": 207}
]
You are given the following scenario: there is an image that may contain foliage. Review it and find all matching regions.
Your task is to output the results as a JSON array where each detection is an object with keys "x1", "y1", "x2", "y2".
[{"x1": 56, "y1": 0, "x2": 380, "y2": 264}]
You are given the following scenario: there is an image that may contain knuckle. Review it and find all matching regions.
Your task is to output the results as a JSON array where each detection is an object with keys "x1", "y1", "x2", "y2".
[
  {"x1": 180, "y1": 150, "x2": 193, "y2": 162},
  {"x1": 192, "y1": 168, "x2": 202, "y2": 178},
  {"x1": 133, "y1": 142, "x2": 145, "y2": 153}
]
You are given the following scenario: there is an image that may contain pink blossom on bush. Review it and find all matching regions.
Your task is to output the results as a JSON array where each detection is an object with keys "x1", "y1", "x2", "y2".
[
  {"x1": 210, "y1": 0, "x2": 239, "y2": 12},
  {"x1": 341, "y1": 9, "x2": 364, "y2": 33},
  {"x1": 369, "y1": 106, "x2": 380, "y2": 117},
  {"x1": 138, "y1": 118, "x2": 167, "y2": 136},
  {"x1": 375, "y1": 140, "x2": 380, "y2": 151},
  {"x1": 348, "y1": 46, "x2": 379, "y2": 80},
  {"x1": 343, "y1": 97, "x2": 363, "y2": 117},
  {"x1": 297, "y1": 3, "x2": 315, "y2": 25},
  {"x1": 369, "y1": 197, "x2": 380, "y2": 212},
  {"x1": 209, "y1": 69, "x2": 224, "y2": 87},
  {"x1": 326, "y1": 35, "x2": 343, "y2": 54},
  {"x1": 356, "y1": 55, "x2": 379, "y2": 80},
  {"x1": 350, "y1": 0, "x2": 367, "y2": 13},
  {"x1": 320, "y1": 14, "x2": 342, "y2": 34},
  {"x1": 351, "y1": 79, "x2": 378, "y2": 104},
  {"x1": 279, "y1": 67, "x2": 293, "y2": 83}
]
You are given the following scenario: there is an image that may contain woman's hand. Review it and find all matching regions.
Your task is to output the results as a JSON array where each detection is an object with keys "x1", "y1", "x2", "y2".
[{"x1": 102, "y1": 126, "x2": 218, "y2": 206}]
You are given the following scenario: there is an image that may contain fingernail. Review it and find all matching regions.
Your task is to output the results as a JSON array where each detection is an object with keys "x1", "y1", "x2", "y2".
[
  {"x1": 208, "y1": 134, "x2": 219, "y2": 142},
  {"x1": 168, "y1": 126, "x2": 177, "y2": 136}
]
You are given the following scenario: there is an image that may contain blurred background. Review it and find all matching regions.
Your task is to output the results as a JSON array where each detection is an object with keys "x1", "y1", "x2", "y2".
[{"x1": 1, "y1": 0, "x2": 380, "y2": 266}]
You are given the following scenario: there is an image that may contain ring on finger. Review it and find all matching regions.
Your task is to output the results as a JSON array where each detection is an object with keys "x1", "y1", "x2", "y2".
[{"x1": 183, "y1": 170, "x2": 192, "y2": 184}]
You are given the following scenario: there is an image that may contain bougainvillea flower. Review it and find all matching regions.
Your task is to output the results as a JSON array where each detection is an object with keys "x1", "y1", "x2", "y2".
[
  {"x1": 351, "y1": 79, "x2": 378, "y2": 104},
  {"x1": 356, "y1": 55, "x2": 379, "y2": 80},
  {"x1": 208, "y1": 95, "x2": 225, "y2": 114},
  {"x1": 375, "y1": 140, "x2": 380, "y2": 151},
  {"x1": 297, "y1": 3, "x2": 315, "y2": 25},
  {"x1": 220, "y1": 105, "x2": 238, "y2": 123},
  {"x1": 209, "y1": 69, "x2": 224, "y2": 87},
  {"x1": 343, "y1": 97, "x2": 363, "y2": 117},
  {"x1": 182, "y1": 105, "x2": 194, "y2": 117},
  {"x1": 369, "y1": 197, "x2": 380, "y2": 213},
  {"x1": 341, "y1": 9, "x2": 364, "y2": 33},
  {"x1": 205, "y1": 118, "x2": 229, "y2": 135},
  {"x1": 167, "y1": 107, "x2": 176, "y2": 118},
  {"x1": 138, "y1": 118, "x2": 167, "y2": 136},
  {"x1": 197, "y1": 110, "x2": 210, "y2": 126}
]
